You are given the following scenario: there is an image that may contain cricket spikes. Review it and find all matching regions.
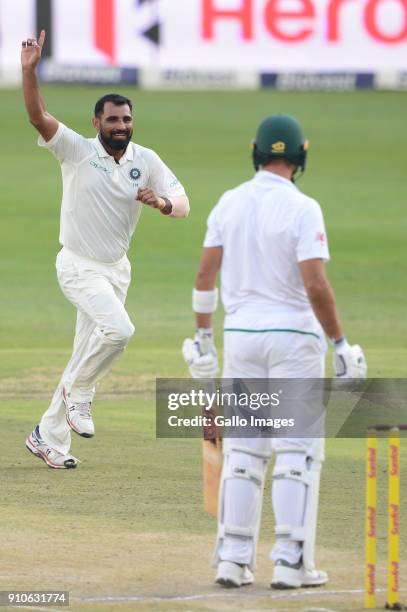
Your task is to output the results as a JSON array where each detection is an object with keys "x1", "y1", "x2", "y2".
[
  {"x1": 26, "y1": 426, "x2": 78, "y2": 469},
  {"x1": 215, "y1": 561, "x2": 254, "y2": 588},
  {"x1": 271, "y1": 558, "x2": 328, "y2": 589},
  {"x1": 63, "y1": 387, "x2": 95, "y2": 438}
]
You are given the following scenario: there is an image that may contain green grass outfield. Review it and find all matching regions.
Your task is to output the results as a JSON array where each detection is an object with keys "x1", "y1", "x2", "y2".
[{"x1": 1, "y1": 87, "x2": 407, "y2": 611}]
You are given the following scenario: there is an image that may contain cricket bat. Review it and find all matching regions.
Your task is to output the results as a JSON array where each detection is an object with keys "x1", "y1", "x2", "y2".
[{"x1": 202, "y1": 407, "x2": 222, "y2": 517}]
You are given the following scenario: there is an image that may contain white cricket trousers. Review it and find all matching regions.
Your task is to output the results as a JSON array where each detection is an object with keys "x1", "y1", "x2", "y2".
[
  {"x1": 220, "y1": 329, "x2": 326, "y2": 567},
  {"x1": 39, "y1": 247, "x2": 135, "y2": 454}
]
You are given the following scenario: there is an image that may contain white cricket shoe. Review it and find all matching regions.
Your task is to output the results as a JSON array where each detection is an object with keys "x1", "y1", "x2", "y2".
[
  {"x1": 271, "y1": 558, "x2": 328, "y2": 589},
  {"x1": 215, "y1": 561, "x2": 254, "y2": 588},
  {"x1": 63, "y1": 387, "x2": 95, "y2": 438},
  {"x1": 26, "y1": 426, "x2": 78, "y2": 469}
]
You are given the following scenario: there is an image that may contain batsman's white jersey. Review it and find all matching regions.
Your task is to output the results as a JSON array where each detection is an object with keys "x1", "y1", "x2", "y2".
[
  {"x1": 206, "y1": 170, "x2": 330, "y2": 570},
  {"x1": 204, "y1": 170, "x2": 330, "y2": 339},
  {"x1": 39, "y1": 122, "x2": 186, "y2": 263}
]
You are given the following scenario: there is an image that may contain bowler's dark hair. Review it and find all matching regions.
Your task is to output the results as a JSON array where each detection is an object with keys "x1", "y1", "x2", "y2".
[{"x1": 94, "y1": 94, "x2": 133, "y2": 117}]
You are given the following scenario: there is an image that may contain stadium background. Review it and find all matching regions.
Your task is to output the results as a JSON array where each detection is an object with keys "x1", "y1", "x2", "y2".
[{"x1": 1, "y1": 1, "x2": 406, "y2": 610}]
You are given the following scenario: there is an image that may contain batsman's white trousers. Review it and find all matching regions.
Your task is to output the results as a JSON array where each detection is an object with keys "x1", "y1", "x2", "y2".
[
  {"x1": 220, "y1": 329, "x2": 326, "y2": 567},
  {"x1": 39, "y1": 247, "x2": 135, "y2": 454}
]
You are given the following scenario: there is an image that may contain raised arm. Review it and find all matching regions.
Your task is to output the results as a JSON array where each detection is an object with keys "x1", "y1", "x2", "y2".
[{"x1": 21, "y1": 30, "x2": 59, "y2": 142}]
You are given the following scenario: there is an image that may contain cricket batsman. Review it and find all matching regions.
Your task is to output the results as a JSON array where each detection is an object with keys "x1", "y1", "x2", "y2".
[
  {"x1": 21, "y1": 31, "x2": 189, "y2": 469},
  {"x1": 183, "y1": 114, "x2": 367, "y2": 588}
]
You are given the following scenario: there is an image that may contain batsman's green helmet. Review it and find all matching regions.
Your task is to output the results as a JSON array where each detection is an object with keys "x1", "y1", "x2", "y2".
[{"x1": 252, "y1": 114, "x2": 309, "y2": 175}]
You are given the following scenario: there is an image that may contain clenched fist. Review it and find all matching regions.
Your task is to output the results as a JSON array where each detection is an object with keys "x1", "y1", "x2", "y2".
[{"x1": 137, "y1": 187, "x2": 164, "y2": 210}]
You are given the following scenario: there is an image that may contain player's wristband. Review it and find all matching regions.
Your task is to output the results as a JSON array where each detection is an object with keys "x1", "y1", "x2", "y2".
[
  {"x1": 193, "y1": 289, "x2": 219, "y2": 313},
  {"x1": 160, "y1": 197, "x2": 173, "y2": 215},
  {"x1": 330, "y1": 336, "x2": 346, "y2": 347}
]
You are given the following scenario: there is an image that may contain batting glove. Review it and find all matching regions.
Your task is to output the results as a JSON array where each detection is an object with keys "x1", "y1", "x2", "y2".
[
  {"x1": 182, "y1": 328, "x2": 219, "y2": 379},
  {"x1": 333, "y1": 338, "x2": 367, "y2": 378}
]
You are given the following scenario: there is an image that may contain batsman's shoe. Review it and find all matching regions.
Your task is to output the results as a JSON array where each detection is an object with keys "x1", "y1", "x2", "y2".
[
  {"x1": 63, "y1": 387, "x2": 95, "y2": 438},
  {"x1": 26, "y1": 426, "x2": 78, "y2": 469},
  {"x1": 271, "y1": 559, "x2": 328, "y2": 589},
  {"x1": 215, "y1": 561, "x2": 254, "y2": 588}
]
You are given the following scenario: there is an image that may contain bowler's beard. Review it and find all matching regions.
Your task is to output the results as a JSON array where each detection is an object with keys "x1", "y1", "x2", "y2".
[{"x1": 99, "y1": 128, "x2": 133, "y2": 151}]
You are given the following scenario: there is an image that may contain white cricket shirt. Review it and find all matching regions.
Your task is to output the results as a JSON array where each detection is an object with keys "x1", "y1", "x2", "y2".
[
  {"x1": 203, "y1": 171, "x2": 330, "y2": 336},
  {"x1": 39, "y1": 123, "x2": 186, "y2": 263}
]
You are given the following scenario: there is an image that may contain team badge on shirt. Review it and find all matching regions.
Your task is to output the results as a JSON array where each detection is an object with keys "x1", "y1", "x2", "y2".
[{"x1": 130, "y1": 168, "x2": 141, "y2": 181}]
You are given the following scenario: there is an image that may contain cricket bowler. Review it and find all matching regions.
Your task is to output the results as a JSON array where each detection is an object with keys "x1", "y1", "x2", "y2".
[
  {"x1": 21, "y1": 31, "x2": 189, "y2": 469},
  {"x1": 183, "y1": 114, "x2": 367, "y2": 588}
]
